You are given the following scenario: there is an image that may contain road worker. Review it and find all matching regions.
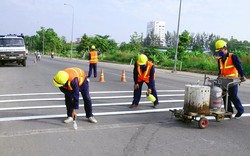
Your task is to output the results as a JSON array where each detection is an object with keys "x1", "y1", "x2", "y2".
[
  {"x1": 215, "y1": 39, "x2": 247, "y2": 119},
  {"x1": 88, "y1": 45, "x2": 101, "y2": 78},
  {"x1": 130, "y1": 54, "x2": 159, "y2": 108},
  {"x1": 51, "y1": 50, "x2": 54, "y2": 59},
  {"x1": 53, "y1": 67, "x2": 97, "y2": 123}
]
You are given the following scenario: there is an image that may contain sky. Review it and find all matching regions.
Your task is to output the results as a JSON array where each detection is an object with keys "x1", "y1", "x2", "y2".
[{"x1": 1, "y1": 0, "x2": 250, "y2": 44}]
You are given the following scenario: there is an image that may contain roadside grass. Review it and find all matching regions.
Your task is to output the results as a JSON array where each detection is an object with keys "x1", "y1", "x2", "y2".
[{"x1": 81, "y1": 51, "x2": 249, "y2": 77}]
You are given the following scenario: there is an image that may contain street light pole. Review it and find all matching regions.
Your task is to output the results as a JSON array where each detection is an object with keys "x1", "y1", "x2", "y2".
[
  {"x1": 64, "y1": 3, "x2": 74, "y2": 59},
  {"x1": 43, "y1": 31, "x2": 44, "y2": 55},
  {"x1": 172, "y1": 0, "x2": 182, "y2": 73}
]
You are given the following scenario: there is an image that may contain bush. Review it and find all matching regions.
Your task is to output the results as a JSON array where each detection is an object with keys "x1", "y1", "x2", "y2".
[
  {"x1": 79, "y1": 49, "x2": 249, "y2": 77},
  {"x1": 241, "y1": 57, "x2": 250, "y2": 77},
  {"x1": 103, "y1": 51, "x2": 135, "y2": 64}
]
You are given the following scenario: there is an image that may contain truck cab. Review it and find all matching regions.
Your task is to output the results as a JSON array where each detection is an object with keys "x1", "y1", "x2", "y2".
[{"x1": 0, "y1": 34, "x2": 27, "y2": 66}]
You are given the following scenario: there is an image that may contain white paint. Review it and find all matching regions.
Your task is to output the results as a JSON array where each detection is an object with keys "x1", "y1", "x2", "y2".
[
  {"x1": 0, "y1": 100, "x2": 184, "y2": 111},
  {"x1": 0, "y1": 94, "x2": 184, "y2": 103},
  {"x1": 0, "y1": 90, "x2": 184, "y2": 97},
  {"x1": 0, "y1": 107, "x2": 181, "y2": 122},
  {"x1": 1, "y1": 108, "x2": 250, "y2": 122}
]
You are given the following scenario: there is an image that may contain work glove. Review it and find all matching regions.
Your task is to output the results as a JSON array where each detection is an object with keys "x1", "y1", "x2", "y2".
[
  {"x1": 240, "y1": 76, "x2": 247, "y2": 82},
  {"x1": 217, "y1": 75, "x2": 221, "y2": 80},
  {"x1": 72, "y1": 109, "x2": 77, "y2": 120},
  {"x1": 147, "y1": 89, "x2": 152, "y2": 94},
  {"x1": 134, "y1": 84, "x2": 139, "y2": 90}
]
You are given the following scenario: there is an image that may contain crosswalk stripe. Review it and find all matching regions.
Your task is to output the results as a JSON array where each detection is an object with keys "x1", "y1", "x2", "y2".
[
  {"x1": 0, "y1": 90, "x2": 184, "y2": 97},
  {"x1": 1, "y1": 108, "x2": 250, "y2": 122},
  {"x1": 0, "y1": 100, "x2": 185, "y2": 111},
  {"x1": 0, "y1": 94, "x2": 184, "y2": 103}
]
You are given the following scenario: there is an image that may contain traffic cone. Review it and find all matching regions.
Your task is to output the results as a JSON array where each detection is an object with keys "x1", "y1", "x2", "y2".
[
  {"x1": 99, "y1": 69, "x2": 105, "y2": 82},
  {"x1": 121, "y1": 69, "x2": 127, "y2": 82}
]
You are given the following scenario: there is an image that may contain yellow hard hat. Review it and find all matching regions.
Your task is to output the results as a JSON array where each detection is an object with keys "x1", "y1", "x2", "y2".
[
  {"x1": 215, "y1": 40, "x2": 227, "y2": 52},
  {"x1": 91, "y1": 45, "x2": 95, "y2": 50},
  {"x1": 147, "y1": 93, "x2": 156, "y2": 103},
  {"x1": 53, "y1": 70, "x2": 69, "y2": 87},
  {"x1": 137, "y1": 54, "x2": 148, "y2": 65}
]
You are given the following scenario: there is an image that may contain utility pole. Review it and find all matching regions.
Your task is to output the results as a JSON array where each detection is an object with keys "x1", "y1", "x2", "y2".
[
  {"x1": 172, "y1": 0, "x2": 182, "y2": 73},
  {"x1": 64, "y1": 3, "x2": 74, "y2": 59},
  {"x1": 43, "y1": 30, "x2": 44, "y2": 55}
]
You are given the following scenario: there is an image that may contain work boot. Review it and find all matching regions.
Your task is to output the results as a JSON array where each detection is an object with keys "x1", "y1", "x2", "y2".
[
  {"x1": 153, "y1": 103, "x2": 159, "y2": 109},
  {"x1": 235, "y1": 112, "x2": 243, "y2": 119},
  {"x1": 88, "y1": 116, "x2": 98, "y2": 123},
  {"x1": 64, "y1": 117, "x2": 73, "y2": 123},
  {"x1": 129, "y1": 104, "x2": 138, "y2": 108}
]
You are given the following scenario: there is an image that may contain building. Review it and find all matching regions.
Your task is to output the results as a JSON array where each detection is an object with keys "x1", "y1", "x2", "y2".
[{"x1": 146, "y1": 21, "x2": 166, "y2": 47}]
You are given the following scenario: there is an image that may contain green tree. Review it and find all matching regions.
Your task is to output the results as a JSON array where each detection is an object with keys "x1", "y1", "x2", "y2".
[
  {"x1": 35, "y1": 27, "x2": 67, "y2": 55},
  {"x1": 76, "y1": 34, "x2": 92, "y2": 53},
  {"x1": 77, "y1": 34, "x2": 118, "y2": 56},
  {"x1": 128, "y1": 32, "x2": 143, "y2": 52},
  {"x1": 93, "y1": 35, "x2": 118, "y2": 54},
  {"x1": 165, "y1": 31, "x2": 177, "y2": 49},
  {"x1": 143, "y1": 31, "x2": 161, "y2": 48},
  {"x1": 178, "y1": 30, "x2": 191, "y2": 60}
]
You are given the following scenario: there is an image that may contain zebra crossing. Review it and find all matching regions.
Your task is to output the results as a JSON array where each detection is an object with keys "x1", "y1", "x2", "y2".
[{"x1": 1, "y1": 89, "x2": 249, "y2": 122}]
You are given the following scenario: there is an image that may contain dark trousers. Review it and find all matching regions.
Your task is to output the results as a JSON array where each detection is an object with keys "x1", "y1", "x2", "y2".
[
  {"x1": 88, "y1": 63, "x2": 97, "y2": 77},
  {"x1": 65, "y1": 79, "x2": 93, "y2": 118},
  {"x1": 132, "y1": 81, "x2": 159, "y2": 105},
  {"x1": 223, "y1": 84, "x2": 244, "y2": 114}
]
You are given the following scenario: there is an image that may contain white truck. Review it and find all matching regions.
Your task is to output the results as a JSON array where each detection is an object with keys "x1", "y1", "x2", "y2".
[{"x1": 0, "y1": 34, "x2": 27, "y2": 66}]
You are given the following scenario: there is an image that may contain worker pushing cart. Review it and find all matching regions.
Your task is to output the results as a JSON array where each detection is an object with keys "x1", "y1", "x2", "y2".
[
  {"x1": 170, "y1": 40, "x2": 247, "y2": 129},
  {"x1": 215, "y1": 40, "x2": 247, "y2": 119}
]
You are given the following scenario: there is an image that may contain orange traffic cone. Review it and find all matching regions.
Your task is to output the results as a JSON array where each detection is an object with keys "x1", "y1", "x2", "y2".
[
  {"x1": 121, "y1": 69, "x2": 127, "y2": 82},
  {"x1": 99, "y1": 69, "x2": 105, "y2": 82}
]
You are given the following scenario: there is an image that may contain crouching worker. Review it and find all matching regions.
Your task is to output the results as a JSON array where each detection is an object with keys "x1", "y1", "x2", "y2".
[{"x1": 53, "y1": 67, "x2": 97, "y2": 124}]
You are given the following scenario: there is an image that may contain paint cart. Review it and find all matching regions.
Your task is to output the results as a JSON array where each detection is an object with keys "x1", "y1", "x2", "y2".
[{"x1": 170, "y1": 75, "x2": 241, "y2": 129}]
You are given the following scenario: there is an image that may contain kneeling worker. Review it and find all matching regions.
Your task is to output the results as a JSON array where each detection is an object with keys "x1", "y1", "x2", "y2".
[
  {"x1": 130, "y1": 54, "x2": 159, "y2": 108},
  {"x1": 53, "y1": 67, "x2": 97, "y2": 123}
]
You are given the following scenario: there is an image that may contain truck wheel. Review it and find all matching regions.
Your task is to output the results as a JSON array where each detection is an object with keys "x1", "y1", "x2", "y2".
[
  {"x1": 22, "y1": 60, "x2": 26, "y2": 67},
  {"x1": 198, "y1": 117, "x2": 209, "y2": 129},
  {"x1": 0, "y1": 61, "x2": 4, "y2": 66}
]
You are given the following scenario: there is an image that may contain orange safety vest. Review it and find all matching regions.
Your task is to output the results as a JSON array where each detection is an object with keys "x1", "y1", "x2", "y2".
[
  {"x1": 89, "y1": 51, "x2": 98, "y2": 64},
  {"x1": 136, "y1": 61, "x2": 154, "y2": 83},
  {"x1": 219, "y1": 53, "x2": 238, "y2": 78},
  {"x1": 63, "y1": 67, "x2": 86, "y2": 90}
]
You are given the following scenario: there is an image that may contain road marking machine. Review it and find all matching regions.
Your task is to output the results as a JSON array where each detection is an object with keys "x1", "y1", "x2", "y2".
[{"x1": 170, "y1": 75, "x2": 241, "y2": 129}]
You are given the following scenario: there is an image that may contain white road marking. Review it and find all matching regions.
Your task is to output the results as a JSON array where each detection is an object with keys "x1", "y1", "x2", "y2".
[
  {"x1": 0, "y1": 90, "x2": 184, "y2": 97},
  {"x1": 0, "y1": 107, "x2": 181, "y2": 122},
  {"x1": 0, "y1": 100, "x2": 184, "y2": 111},
  {"x1": 0, "y1": 90, "x2": 249, "y2": 122},
  {"x1": 0, "y1": 94, "x2": 184, "y2": 103},
  {"x1": 0, "y1": 108, "x2": 250, "y2": 122}
]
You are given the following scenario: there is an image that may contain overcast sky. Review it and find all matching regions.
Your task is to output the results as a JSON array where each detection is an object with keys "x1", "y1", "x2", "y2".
[{"x1": 1, "y1": 0, "x2": 250, "y2": 43}]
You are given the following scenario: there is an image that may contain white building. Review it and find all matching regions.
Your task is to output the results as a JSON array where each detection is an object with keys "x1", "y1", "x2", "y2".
[{"x1": 146, "y1": 21, "x2": 166, "y2": 47}]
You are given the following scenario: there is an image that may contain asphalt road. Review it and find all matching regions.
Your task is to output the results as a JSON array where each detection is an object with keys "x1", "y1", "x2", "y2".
[{"x1": 0, "y1": 55, "x2": 250, "y2": 156}]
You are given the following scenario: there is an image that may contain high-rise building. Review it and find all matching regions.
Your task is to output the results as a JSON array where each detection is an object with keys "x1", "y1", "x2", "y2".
[{"x1": 146, "y1": 21, "x2": 166, "y2": 47}]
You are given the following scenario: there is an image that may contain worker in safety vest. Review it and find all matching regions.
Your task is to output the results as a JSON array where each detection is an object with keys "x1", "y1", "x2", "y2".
[
  {"x1": 130, "y1": 54, "x2": 159, "y2": 108},
  {"x1": 87, "y1": 45, "x2": 101, "y2": 78},
  {"x1": 53, "y1": 67, "x2": 97, "y2": 124},
  {"x1": 216, "y1": 40, "x2": 247, "y2": 119}
]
